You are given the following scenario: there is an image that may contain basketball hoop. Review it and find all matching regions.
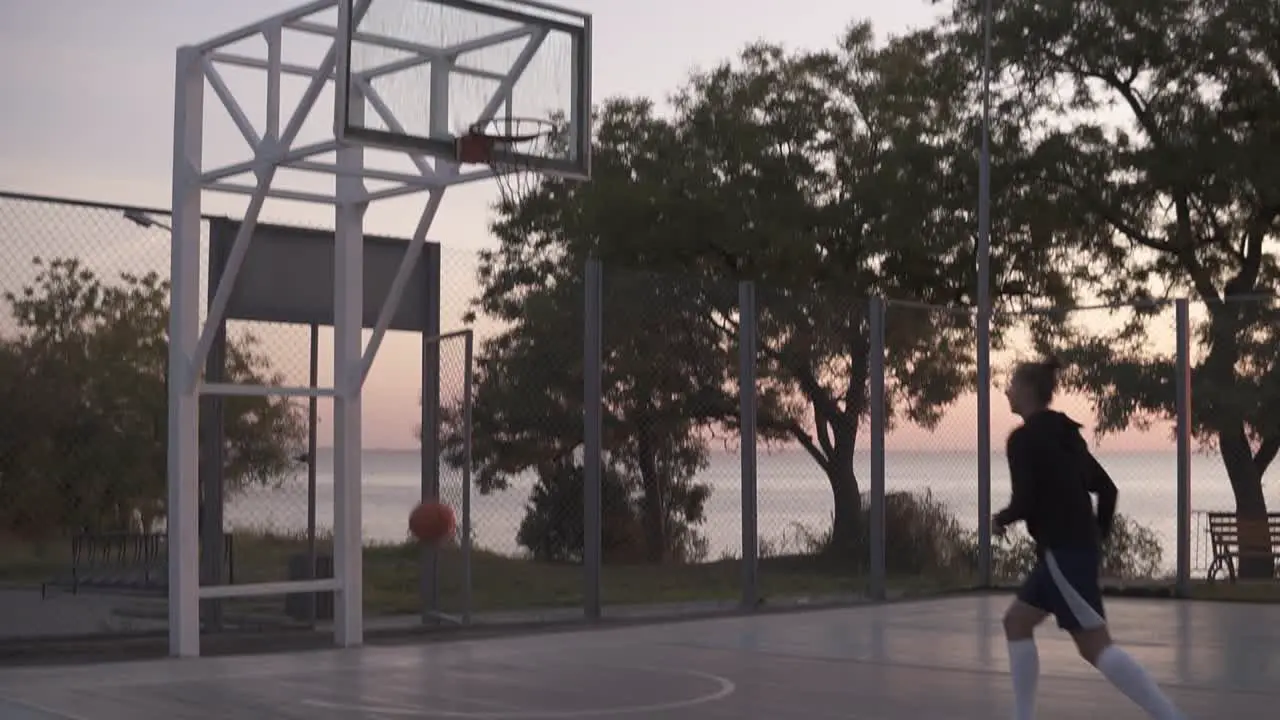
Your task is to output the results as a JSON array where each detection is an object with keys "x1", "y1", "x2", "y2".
[{"x1": 455, "y1": 118, "x2": 561, "y2": 207}]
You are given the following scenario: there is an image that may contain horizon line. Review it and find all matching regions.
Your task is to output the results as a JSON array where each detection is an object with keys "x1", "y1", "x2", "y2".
[{"x1": 340, "y1": 445, "x2": 1180, "y2": 454}]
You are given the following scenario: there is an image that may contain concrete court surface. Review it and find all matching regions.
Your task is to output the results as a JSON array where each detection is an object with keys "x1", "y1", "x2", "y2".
[{"x1": 0, "y1": 594, "x2": 1275, "y2": 718}]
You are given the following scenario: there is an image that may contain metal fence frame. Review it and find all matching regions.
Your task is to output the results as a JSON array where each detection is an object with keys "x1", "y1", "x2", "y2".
[
  {"x1": 419, "y1": 328, "x2": 475, "y2": 626},
  {"x1": 0, "y1": 189, "x2": 1262, "y2": 657},
  {"x1": 571, "y1": 267, "x2": 1199, "y2": 612},
  {"x1": 0, "y1": 190, "x2": 464, "y2": 645}
]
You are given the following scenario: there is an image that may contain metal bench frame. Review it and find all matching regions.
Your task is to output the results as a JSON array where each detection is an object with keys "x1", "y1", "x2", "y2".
[
  {"x1": 1205, "y1": 512, "x2": 1280, "y2": 582},
  {"x1": 41, "y1": 531, "x2": 235, "y2": 598}
]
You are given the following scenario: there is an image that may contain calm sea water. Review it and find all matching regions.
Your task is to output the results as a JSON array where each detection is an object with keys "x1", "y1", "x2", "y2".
[{"x1": 226, "y1": 448, "x2": 1280, "y2": 571}]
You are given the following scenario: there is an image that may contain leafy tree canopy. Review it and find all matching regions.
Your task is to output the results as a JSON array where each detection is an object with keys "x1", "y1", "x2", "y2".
[
  {"x1": 464, "y1": 22, "x2": 1092, "y2": 553},
  {"x1": 0, "y1": 257, "x2": 305, "y2": 538},
  {"x1": 943, "y1": 0, "x2": 1280, "y2": 552}
]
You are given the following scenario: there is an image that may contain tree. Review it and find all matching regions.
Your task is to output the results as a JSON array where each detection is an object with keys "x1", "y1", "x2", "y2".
[
  {"x1": 458, "y1": 100, "x2": 746, "y2": 562},
  {"x1": 464, "y1": 24, "x2": 1085, "y2": 558},
  {"x1": 0, "y1": 257, "x2": 305, "y2": 538},
  {"x1": 944, "y1": 0, "x2": 1280, "y2": 573},
  {"x1": 657, "y1": 26, "x2": 1084, "y2": 551}
]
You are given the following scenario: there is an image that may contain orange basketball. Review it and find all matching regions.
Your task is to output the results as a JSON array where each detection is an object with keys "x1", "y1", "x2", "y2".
[{"x1": 409, "y1": 501, "x2": 456, "y2": 544}]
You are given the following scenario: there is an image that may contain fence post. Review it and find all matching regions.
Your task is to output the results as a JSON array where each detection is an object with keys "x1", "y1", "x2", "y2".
[
  {"x1": 738, "y1": 281, "x2": 759, "y2": 609},
  {"x1": 462, "y1": 330, "x2": 475, "y2": 623},
  {"x1": 306, "y1": 323, "x2": 319, "y2": 624},
  {"x1": 868, "y1": 296, "x2": 887, "y2": 600},
  {"x1": 583, "y1": 258, "x2": 603, "y2": 620},
  {"x1": 976, "y1": 305, "x2": 993, "y2": 586},
  {"x1": 199, "y1": 226, "x2": 229, "y2": 631},
  {"x1": 1174, "y1": 298, "x2": 1192, "y2": 597},
  {"x1": 420, "y1": 242, "x2": 442, "y2": 623},
  {"x1": 975, "y1": 0, "x2": 996, "y2": 590}
]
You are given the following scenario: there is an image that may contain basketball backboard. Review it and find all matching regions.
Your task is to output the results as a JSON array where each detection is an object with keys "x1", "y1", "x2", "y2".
[{"x1": 336, "y1": 0, "x2": 591, "y2": 180}]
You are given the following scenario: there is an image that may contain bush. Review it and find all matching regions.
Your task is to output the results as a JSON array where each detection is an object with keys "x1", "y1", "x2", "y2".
[
  {"x1": 516, "y1": 459, "x2": 710, "y2": 564},
  {"x1": 880, "y1": 490, "x2": 976, "y2": 575},
  {"x1": 760, "y1": 490, "x2": 976, "y2": 577},
  {"x1": 762, "y1": 490, "x2": 1164, "y2": 583},
  {"x1": 993, "y1": 513, "x2": 1164, "y2": 581},
  {"x1": 516, "y1": 460, "x2": 634, "y2": 563}
]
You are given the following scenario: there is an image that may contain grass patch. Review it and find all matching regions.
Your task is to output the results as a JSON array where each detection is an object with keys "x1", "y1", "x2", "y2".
[
  {"x1": 0, "y1": 530, "x2": 970, "y2": 617},
  {"x1": 7, "y1": 528, "x2": 1277, "y2": 623},
  {"x1": 354, "y1": 539, "x2": 940, "y2": 615},
  {"x1": 0, "y1": 538, "x2": 64, "y2": 585}
]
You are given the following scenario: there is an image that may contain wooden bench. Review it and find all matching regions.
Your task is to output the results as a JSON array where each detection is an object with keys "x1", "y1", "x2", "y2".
[
  {"x1": 41, "y1": 532, "x2": 235, "y2": 598},
  {"x1": 1205, "y1": 512, "x2": 1280, "y2": 582}
]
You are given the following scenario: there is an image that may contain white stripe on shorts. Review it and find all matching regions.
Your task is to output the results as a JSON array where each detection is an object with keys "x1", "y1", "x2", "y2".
[{"x1": 1044, "y1": 550, "x2": 1106, "y2": 630}]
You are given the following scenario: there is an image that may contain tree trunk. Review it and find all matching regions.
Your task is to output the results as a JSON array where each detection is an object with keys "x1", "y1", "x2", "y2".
[
  {"x1": 1204, "y1": 304, "x2": 1273, "y2": 577},
  {"x1": 826, "y1": 439, "x2": 862, "y2": 559},
  {"x1": 635, "y1": 429, "x2": 667, "y2": 564},
  {"x1": 1219, "y1": 427, "x2": 1273, "y2": 578}
]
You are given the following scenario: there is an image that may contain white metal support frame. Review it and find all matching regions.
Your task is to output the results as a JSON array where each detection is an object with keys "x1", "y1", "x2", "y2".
[
  {"x1": 333, "y1": 85, "x2": 366, "y2": 647},
  {"x1": 168, "y1": 0, "x2": 560, "y2": 657},
  {"x1": 169, "y1": 45, "x2": 204, "y2": 658}
]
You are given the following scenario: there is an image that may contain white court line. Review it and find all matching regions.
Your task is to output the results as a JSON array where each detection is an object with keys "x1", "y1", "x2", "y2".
[{"x1": 302, "y1": 666, "x2": 736, "y2": 719}]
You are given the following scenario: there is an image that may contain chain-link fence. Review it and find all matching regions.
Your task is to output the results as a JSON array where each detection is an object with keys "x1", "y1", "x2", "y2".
[
  {"x1": 355, "y1": 320, "x2": 428, "y2": 624},
  {"x1": 426, "y1": 247, "x2": 578, "y2": 620},
  {"x1": 0, "y1": 193, "x2": 348, "y2": 641},
  {"x1": 0, "y1": 192, "x2": 181, "y2": 643},
  {"x1": 449, "y1": 255, "x2": 586, "y2": 621},
  {"x1": 879, "y1": 300, "x2": 982, "y2": 597},
  {"x1": 196, "y1": 216, "x2": 346, "y2": 632},
  {"x1": 597, "y1": 266, "x2": 743, "y2": 614},
  {"x1": 993, "y1": 303, "x2": 1179, "y2": 589},
  {"x1": 751, "y1": 283, "x2": 870, "y2": 606},
  {"x1": 1188, "y1": 296, "x2": 1280, "y2": 589},
  {"x1": 416, "y1": 330, "x2": 473, "y2": 623},
  {"x1": 0, "y1": 192, "x2": 489, "y2": 648},
  {"x1": 8, "y1": 190, "x2": 1275, "y2": 652},
  {"x1": 209, "y1": 320, "x2": 318, "y2": 630}
]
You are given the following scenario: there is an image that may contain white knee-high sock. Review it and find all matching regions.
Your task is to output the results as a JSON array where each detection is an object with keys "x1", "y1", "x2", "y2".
[
  {"x1": 1095, "y1": 645, "x2": 1185, "y2": 719},
  {"x1": 1007, "y1": 638, "x2": 1039, "y2": 720}
]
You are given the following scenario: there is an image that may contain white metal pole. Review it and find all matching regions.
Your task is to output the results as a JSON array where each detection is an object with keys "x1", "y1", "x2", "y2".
[
  {"x1": 975, "y1": 0, "x2": 995, "y2": 586},
  {"x1": 168, "y1": 45, "x2": 205, "y2": 658},
  {"x1": 333, "y1": 85, "x2": 366, "y2": 648}
]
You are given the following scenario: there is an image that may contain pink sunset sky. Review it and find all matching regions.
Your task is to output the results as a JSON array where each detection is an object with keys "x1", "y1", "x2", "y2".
[{"x1": 0, "y1": 0, "x2": 1187, "y2": 453}]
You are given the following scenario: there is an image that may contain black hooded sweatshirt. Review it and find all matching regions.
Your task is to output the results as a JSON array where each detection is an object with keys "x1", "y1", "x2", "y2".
[{"x1": 994, "y1": 410, "x2": 1118, "y2": 554}]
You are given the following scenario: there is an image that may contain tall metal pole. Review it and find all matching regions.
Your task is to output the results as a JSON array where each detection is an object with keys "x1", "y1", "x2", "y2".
[
  {"x1": 582, "y1": 258, "x2": 603, "y2": 620},
  {"x1": 199, "y1": 225, "x2": 229, "y2": 631},
  {"x1": 461, "y1": 330, "x2": 475, "y2": 623},
  {"x1": 1174, "y1": 300, "x2": 1192, "y2": 597},
  {"x1": 975, "y1": 0, "x2": 995, "y2": 587},
  {"x1": 306, "y1": 323, "x2": 319, "y2": 623},
  {"x1": 868, "y1": 297, "x2": 887, "y2": 600},
  {"x1": 738, "y1": 281, "x2": 759, "y2": 609},
  {"x1": 420, "y1": 244, "x2": 443, "y2": 623}
]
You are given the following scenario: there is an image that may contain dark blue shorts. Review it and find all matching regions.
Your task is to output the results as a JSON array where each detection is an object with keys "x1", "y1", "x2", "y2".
[{"x1": 1016, "y1": 548, "x2": 1106, "y2": 632}]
